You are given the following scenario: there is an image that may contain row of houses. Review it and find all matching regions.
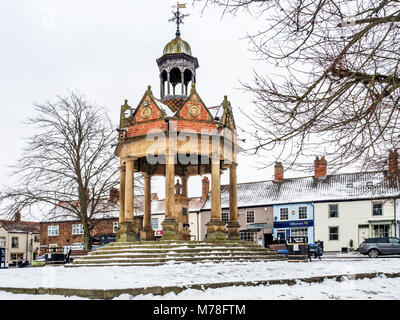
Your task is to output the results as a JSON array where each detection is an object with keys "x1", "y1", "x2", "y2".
[{"x1": 2, "y1": 152, "x2": 399, "y2": 264}]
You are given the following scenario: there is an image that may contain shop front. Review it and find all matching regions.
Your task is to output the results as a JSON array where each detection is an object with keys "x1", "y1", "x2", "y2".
[{"x1": 273, "y1": 220, "x2": 314, "y2": 243}]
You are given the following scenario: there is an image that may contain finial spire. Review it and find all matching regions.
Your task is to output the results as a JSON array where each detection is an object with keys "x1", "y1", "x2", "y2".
[{"x1": 169, "y1": 3, "x2": 189, "y2": 38}]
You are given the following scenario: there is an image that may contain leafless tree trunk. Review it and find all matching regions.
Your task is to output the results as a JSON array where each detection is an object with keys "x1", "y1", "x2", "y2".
[
  {"x1": 0, "y1": 92, "x2": 142, "y2": 250},
  {"x1": 194, "y1": 0, "x2": 400, "y2": 172}
]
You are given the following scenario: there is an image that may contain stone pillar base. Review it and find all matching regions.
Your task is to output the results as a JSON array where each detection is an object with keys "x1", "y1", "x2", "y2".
[
  {"x1": 116, "y1": 221, "x2": 139, "y2": 242},
  {"x1": 205, "y1": 220, "x2": 227, "y2": 242},
  {"x1": 140, "y1": 228, "x2": 155, "y2": 241},
  {"x1": 161, "y1": 218, "x2": 178, "y2": 240},
  {"x1": 227, "y1": 221, "x2": 241, "y2": 240}
]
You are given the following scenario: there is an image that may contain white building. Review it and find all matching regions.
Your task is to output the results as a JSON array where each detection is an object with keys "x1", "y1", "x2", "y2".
[{"x1": 0, "y1": 212, "x2": 40, "y2": 265}]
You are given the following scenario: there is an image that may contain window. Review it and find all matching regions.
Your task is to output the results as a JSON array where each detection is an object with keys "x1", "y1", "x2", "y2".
[
  {"x1": 11, "y1": 237, "x2": 18, "y2": 248},
  {"x1": 72, "y1": 224, "x2": 83, "y2": 235},
  {"x1": 291, "y1": 227, "x2": 308, "y2": 237},
  {"x1": 389, "y1": 238, "x2": 400, "y2": 244},
  {"x1": 10, "y1": 253, "x2": 23, "y2": 261},
  {"x1": 246, "y1": 211, "x2": 255, "y2": 224},
  {"x1": 298, "y1": 207, "x2": 307, "y2": 220},
  {"x1": 366, "y1": 181, "x2": 373, "y2": 187},
  {"x1": 240, "y1": 231, "x2": 257, "y2": 242},
  {"x1": 0, "y1": 237, "x2": 5, "y2": 247},
  {"x1": 329, "y1": 227, "x2": 339, "y2": 240},
  {"x1": 280, "y1": 208, "x2": 289, "y2": 220},
  {"x1": 372, "y1": 203, "x2": 383, "y2": 216},
  {"x1": 329, "y1": 204, "x2": 338, "y2": 218},
  {"x1": 113, "y1": 222, "x2": 119, "y2": 233},
  {"x1": 222, "y1": 212, "x2": 229, "y2": 224},
  {"x1": 346, "y1": 183, "x2": 353, "y2": 188},
  {"x1": 372, "y1": 224, "x2": 390, "y2": 238},
  {"x1": 49, "y1": 244, "x2": 58, "y2": 252},
  {"x1": 48, "y1": 225, "x2": 59, "y2": 236},
  {"x1": 151, "y1": 219, "x2": 158, "y2": 230}
]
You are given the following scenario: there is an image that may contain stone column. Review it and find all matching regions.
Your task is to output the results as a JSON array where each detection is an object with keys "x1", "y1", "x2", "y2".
[
  {"x1": 124, "y1": 158, "x2": 134, "y2": 221},
  {"x1": 167, "y1": 72, "x2": 171, "y2": 95},
  {"x1": 227, "y1": 163, "x2": 240, "y2": 239},
  {"x1": 140, "y1": 173, "x2": 155, "y2": 241},
  {"x1": 116, "y1": 157, "x2": 138, "y2": 242},
  {"x1": 181, "y1": 71, "x2": 185, "y2": 95},
  {"x1": 161, "y1": 143, "x2": 178, "y2": 240},
  {"x1": 181, "y1": 176, "x2": 188, "y2": 198},
  {"x1": 118, "y1": 166, "x2": 126, "y2": 223},
  {"x1": 206, "y1": 150, "x2": 227, "y2": 241},
  {"x1": 160, "y1": 77, "x2": 164, "y2": 98}
]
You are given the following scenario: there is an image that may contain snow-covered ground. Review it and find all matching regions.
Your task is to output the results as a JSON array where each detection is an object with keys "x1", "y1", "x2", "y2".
[
  {"x1": 122, "y1": 275, "x2": 400, "y2": 300},
  {"x1": 0, "y1": 258, "x2": 399, "y2": 290}
]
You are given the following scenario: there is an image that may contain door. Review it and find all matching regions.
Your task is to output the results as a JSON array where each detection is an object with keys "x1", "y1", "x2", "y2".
[
  {"x1": 388, "y1": 238, "x2": 400, "y2": 254},
  {"x1": 277, "y1": 230, "x2": 286, "y2": 243},
  {"x1": 264, "y1": 234, "x2": 273, "y2": 247},
  {"x1": 375, "y1": 238, "x2": 391, "y2": 254},
  {"x1": 358, "y1": 225, "x2": 369, "y2": 247}
]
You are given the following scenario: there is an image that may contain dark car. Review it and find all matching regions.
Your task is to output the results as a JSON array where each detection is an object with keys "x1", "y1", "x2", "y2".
[{"x1": 359, "y1": 237, "x2": 400, "y2": 258}]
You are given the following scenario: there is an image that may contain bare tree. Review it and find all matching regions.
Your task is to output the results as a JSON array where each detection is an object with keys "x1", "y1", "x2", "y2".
[
  {"x1": 0, "y1": 92, "x2": 141, "y2": 250},
  {"x1": 194, "y1": 0, "x2": 400, "y2": 172}
]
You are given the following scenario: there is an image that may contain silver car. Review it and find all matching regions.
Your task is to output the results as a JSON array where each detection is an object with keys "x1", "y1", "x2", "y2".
[{"x1": 359, "y1": 237, "x2": 400, "y2": 258}]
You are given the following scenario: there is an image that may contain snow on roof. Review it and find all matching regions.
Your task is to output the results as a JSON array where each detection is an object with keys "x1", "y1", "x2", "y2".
[
  {"x1": 150, "y1": 197, "x2": 205, "y2": 215},
  {"x1": 42, "y1": 195, "x2": 204, "y2": 222},
  {"x1": 0, "y1": 220, "x2": 40, "y2": 233},
  {"x1": 154, "y1": 99, "x2": 176, "y2": 117},
  {"x1": 202, "y1": 171, "x2": 400, "y2": 210}
]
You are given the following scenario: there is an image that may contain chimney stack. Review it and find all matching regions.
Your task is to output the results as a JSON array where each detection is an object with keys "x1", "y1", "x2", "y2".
[
  {"x1": 202, "y1": 176, "x2": 210, "y2": 201},
  {"x1": 15, "y1": 212, "x2": 21, "y2": 223},
  {"x1": 389, "y1": 149, "x2": 399, "y2": 176},
  {"x1": 274, "y1": 162, "x2": 284, "y2": 182},
  {"x1": 314, "y1": 156, "x2": 327, "y2": 179},
  {"x1": 109, "y1": 188, "x2": 119, "y2": 203}
]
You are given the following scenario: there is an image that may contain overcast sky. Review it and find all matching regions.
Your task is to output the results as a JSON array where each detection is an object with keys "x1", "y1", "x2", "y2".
[{"x1": 0, "y1": 1, "x2": 316, "y2": 219}]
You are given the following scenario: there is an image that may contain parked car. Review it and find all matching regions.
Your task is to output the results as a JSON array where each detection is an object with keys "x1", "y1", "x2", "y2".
[{"x1": 359, "y1": 237, "x2": 400, "y2": 258}]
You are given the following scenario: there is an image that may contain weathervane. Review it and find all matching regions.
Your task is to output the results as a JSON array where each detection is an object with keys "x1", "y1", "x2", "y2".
[{"x1": 169, "y1": 3, "x2": 189, "y2": 38}]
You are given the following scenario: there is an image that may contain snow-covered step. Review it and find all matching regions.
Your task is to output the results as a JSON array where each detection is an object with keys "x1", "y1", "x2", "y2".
[{"x1": 68, "y1": 241, "x2": 285, "y2": 267}]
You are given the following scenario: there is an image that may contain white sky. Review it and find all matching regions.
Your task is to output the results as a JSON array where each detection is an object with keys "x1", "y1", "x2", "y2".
[{"x1": 0, "y1": 1, "x2": 316, "y2": 217}]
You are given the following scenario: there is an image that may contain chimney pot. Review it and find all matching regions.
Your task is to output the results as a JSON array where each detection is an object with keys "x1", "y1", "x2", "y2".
[
  {"x1": 274, "y1": 162, "x2": 284, "y2": 181},
  {"x1": 389, "y1": 149, "x2": 399, "y2": 176},
  {"x1": 314, "y1": 156, "x2": 327, "y2": 179},
  {"x1": 15, "y1": 212, "x2": 21, "y2": 223},
  {"x1": 202, "y1": 176, "x2": 210, "y2": 201}
]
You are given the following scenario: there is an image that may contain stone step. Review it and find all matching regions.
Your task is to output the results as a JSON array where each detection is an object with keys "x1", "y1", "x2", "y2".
[
  {"x1": 73, "y1": 255, "x2": 285, "y2": 265},
  {"x1": 79, "y1": 251, "x2": 279, "y2": 260},
  {"x1": 67, "y1": 241, "x2": 285, "y2": 267},
  {"x1": 90, "y1": 247, "x2": 271, "y2": 255}
]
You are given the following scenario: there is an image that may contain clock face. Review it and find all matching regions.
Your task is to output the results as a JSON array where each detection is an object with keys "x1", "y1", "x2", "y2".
[
  {"x1": 188, "y1": 104, "x2": 201, "y2": 118},
  {"x1": 141, "y1": 106, "x2": 152, "y2": 119}
]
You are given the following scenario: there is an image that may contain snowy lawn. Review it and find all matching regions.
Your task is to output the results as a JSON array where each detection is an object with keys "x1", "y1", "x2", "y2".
[
  {"x1": 119, "y1": 275, "x2": 400, "y2": 300},
  {"x1": 0, "y1": 258, "x2": 400, "y2": 290}
]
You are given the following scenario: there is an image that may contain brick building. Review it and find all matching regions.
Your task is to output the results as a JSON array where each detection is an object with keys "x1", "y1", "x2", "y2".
[{"x1": 39, "y1": 191, "x2": 153, "y2": 254}]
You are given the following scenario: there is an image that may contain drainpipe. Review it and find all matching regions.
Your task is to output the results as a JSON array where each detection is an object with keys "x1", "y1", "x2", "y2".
[
  {"x1": 311, "y1": 202, "x2": 315, "y2": 243},
  {"x1": 197, "y1": 211, "x2": 200, "y2": 241}
]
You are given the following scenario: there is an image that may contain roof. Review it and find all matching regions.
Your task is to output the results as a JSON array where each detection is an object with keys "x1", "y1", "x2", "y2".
[
  {"x1": 0, "y1": 220, "x2": 40, "y2": 233},
  {"x1": 161, "y1": 96, "x2": 186, "y2": 113},
  {"x1": 163, "y1": 36, "x2": 192, "y2": 56},
  {"x1": 202, "y1": 171, "x2": 400, "y2": 210},
  {"x1": 150, "y1": 197, "x2": 205, "y2": 215}
]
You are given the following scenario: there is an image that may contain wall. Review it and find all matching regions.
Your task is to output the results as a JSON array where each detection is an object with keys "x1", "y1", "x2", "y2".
[
  {"x1": 0, "y1": 227, "x2": 40, "y2": 263},
  {"x1": 200, "y1": 206, "x2": 273, "y2": 241},
  {"x1": 273, "y1": 203, "x2": 314, "y2": 243},
  {"x1": 314, "y1": 199, "x2": 396, "y2": 252},
  {"x1": 40, "y1": 218, "x2": 123, "y2": 254}
]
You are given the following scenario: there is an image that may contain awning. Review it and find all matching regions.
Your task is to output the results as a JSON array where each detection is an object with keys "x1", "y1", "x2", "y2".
[
  {"x1": 247, "y1": 223, "x2": 271, "y2": 230},
  {"x1": 368, "y1": 220, "x2": 395, "y2": 225}
]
